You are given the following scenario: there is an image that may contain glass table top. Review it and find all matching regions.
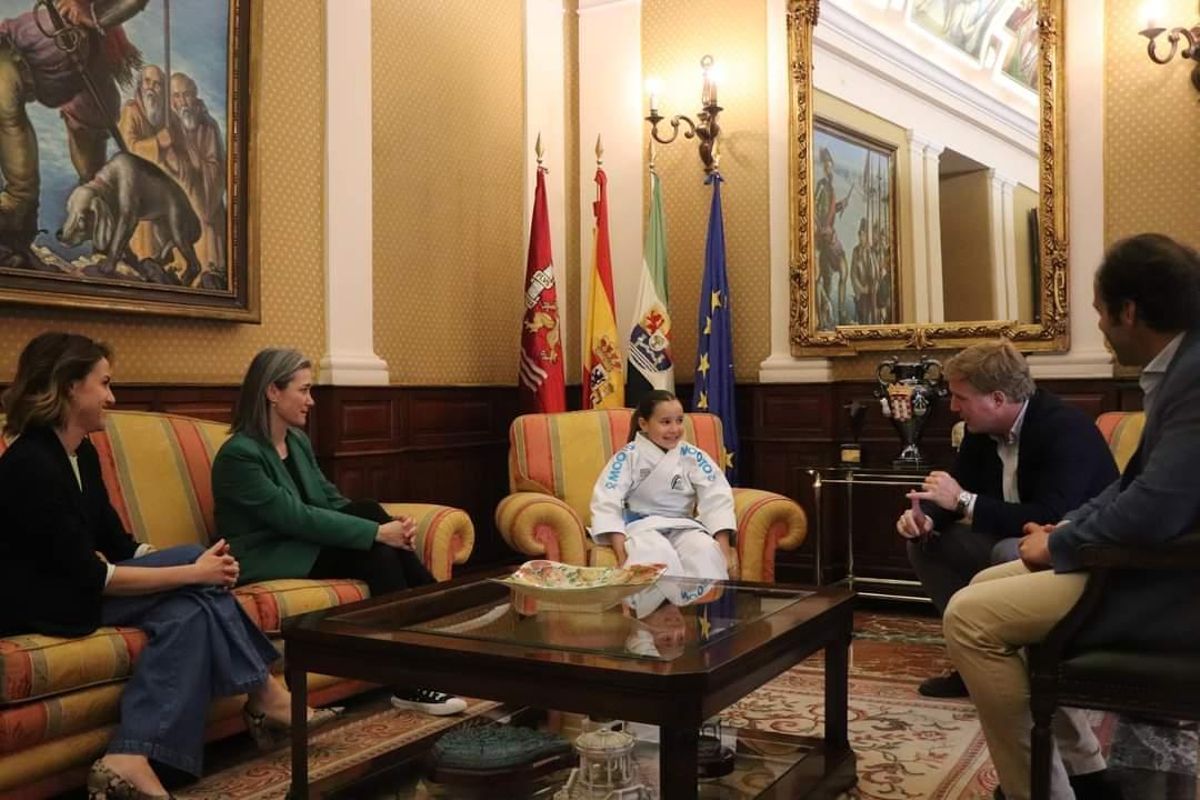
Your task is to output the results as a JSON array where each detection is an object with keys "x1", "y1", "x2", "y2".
[{"x1": 325, "y1": 576, "x2": 813, "y2": 662}]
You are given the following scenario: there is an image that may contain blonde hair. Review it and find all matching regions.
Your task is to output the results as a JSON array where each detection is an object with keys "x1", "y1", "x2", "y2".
[
  {"x1": 944, "y1": 341, "x2": 1035, "y2": 402},
  {"x1": 2, "y1": 332, "x2": 112, "y2": 437}
]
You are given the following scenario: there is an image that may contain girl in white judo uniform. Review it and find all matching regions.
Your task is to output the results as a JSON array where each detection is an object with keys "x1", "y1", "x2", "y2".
[{"x1": 590, "y1": 391, "x2": 737, "y2": 616}]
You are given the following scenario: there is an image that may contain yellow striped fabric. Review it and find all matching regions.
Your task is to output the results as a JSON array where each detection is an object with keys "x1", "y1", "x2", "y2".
[
  {"x1": 0, "y1": 630, "x2": 142, "y2": 706},
  {"x1": 508, "y1": 410, "x2": 728, "y2": 527},
  {"x1": 1096, "y1": 411, "x2": 1146, "y2": 473}
]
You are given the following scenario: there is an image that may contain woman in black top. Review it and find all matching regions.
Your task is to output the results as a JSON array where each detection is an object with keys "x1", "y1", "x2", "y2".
[{"x1": 0, "y1": 333, "x2": 333, "y2": 799}]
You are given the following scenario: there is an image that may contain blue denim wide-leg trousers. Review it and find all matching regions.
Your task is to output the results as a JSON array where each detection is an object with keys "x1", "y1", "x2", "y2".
[{"x1": 99, "y1": 545, "x2": 280, "y2": 776}]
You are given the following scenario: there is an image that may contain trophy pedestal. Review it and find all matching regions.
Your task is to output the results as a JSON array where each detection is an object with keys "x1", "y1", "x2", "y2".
[{"x1": 892, "y1": 444, "x2": 928, "y2": 471}]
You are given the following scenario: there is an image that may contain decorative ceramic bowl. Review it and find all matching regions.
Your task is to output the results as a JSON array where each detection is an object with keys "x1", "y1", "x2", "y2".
[{"x1": 493, "y1": 560, "x2": 667, "y2": 613}]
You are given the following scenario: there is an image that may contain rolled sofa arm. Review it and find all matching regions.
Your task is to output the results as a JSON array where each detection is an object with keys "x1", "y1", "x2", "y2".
[
  {"x1": 733, "y1": 488, "x2": 808, "y2": 583},
  {"x1": 495, "y1": 493, "x2": 589, "y2": 565},
  {"x1": 380, "y1": 503, "x2": 475, "y2": 582}
]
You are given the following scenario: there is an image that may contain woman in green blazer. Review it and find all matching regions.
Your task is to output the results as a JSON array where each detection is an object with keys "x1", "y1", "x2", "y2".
[{"x1": 212, "y1": 348, "x2": 465, "y2": 717}]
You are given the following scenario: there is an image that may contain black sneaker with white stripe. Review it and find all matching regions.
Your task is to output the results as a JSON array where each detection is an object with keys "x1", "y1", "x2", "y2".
[{"x1": 391, "y1": 689, "x2": 467, "y2": 716}]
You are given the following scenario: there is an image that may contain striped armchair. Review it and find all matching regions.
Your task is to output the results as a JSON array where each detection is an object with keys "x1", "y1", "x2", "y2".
[
  {"x1": 495, "y1": 409, "x2": 806, "y2": 582},
  {"x1": 0, "y1": 410, "x2": 474, "y2": 799}
]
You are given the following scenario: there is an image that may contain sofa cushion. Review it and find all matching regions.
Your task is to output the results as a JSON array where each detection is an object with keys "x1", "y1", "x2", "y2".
[
  {"x1": 233, "y1": 578, "x2": 369, "y2": 635},
  {"x1": 1095, "y1": 411, "x2": 1145, "y2": 473},
  {"x1": 0, "y1": 630, "x2": 144, "y2": 706},
  {"x1": 0, "y1": 682, "x2": 124, "y2": 756},
  {"x1": 0, "y1": 578, "x2": 366, "y2": 707}
]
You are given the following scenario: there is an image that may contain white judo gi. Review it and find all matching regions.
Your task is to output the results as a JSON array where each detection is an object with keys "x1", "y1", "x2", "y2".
[{"x1": 590, "y1": 434, "x2": 736, "y2": 616}]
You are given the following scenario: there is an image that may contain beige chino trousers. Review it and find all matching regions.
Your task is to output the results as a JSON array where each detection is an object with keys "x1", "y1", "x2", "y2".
[{"x1": 944, "y1": 560, "x2": 1106, "y2": 800}]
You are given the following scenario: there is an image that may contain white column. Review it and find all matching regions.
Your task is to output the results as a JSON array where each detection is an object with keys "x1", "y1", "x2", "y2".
[
  {"x1": 524, "y1": 0, "x2": 570, "y2": 361},
  {"x1": 1028, "y1": 0, "x2": 1112, "y2": 378},
  {"x1": 904, "y1": 133, "x2": 931, "y2": 322},
  {"x1": 577, "y1": 0, "x2": 643, "y2": 363},
  {"x1": 319, "y1": 0, "x2": 389, "y2": 385},
  {"x1": 987, "y1": 170, "x2": 1019, "y2": 320},
  {"x1": 760, "y1": 0, "x2": 832, "y2": 383},
  {"x1": 909, "y1": 134, "x2": 945, "y2": 323}
]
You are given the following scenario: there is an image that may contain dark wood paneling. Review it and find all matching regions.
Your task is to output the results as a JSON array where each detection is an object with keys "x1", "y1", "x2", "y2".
[
  {"x1": 3, "y1": 376, "x2": 1144, "y2": 584},
  {"x1": 739, "y1": 378, "x2": 1144, "y2": 591},
  {"x1": 310, "y1": 386, "x2": 519, "y2": 567}
]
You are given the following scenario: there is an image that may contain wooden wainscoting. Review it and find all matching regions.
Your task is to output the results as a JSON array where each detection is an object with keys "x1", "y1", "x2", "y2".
[
  {"x1": 737, "y1": 380, "x2": 1144, "y2": 589},
  {"x1": 67, "y1": 384, "x2": 522, "y2": 570},
  {"x1": 307, "y1": 386, "x2": 519, "y2": 567},
  {"x1": 9, "y1": 378, "x2": 1143, "y2": 585}
]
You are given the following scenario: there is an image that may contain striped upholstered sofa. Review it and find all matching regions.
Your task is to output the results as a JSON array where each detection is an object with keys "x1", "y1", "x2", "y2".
[
  {"x1": 495, "y1": 409, "x2": 807, "y2": 582},
  {"x1": 0, "y1": 410, "x2": 475, "y2": 799}
]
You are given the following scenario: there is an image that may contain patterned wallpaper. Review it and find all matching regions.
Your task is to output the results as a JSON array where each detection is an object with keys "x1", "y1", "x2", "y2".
[
  {"x1": 1104, "y1": 0, "x2": 1200, "y2": 249},
  {"x1": 642, "y1": 0, "x2": 772, "y2": 383},
  {"x1": 371, "y1": 1, "x2": 526, "y2": 385},
  {"x1": 0, "y1": 0, "x2": 326, "y2": 384}
]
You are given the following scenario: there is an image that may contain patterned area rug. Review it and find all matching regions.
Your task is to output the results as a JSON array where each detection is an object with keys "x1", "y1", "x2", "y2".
[
  {"x1": 175, "y1": 699, "x2": 502, "y2": 799},
  {"x1": 175, "y1": 612, "x2": 1120, "y2": 799}
]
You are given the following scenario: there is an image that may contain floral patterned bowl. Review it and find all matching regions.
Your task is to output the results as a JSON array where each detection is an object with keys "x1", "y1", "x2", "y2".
[{"x1": 492, "y1": 560, "x2": 667, "y2": 613}]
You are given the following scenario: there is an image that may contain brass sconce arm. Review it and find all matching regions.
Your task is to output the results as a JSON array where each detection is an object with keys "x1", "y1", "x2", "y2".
[
  {"x1": 1139, "y1": 25, "x2": 1200, "y2": 63},
  {"x1": 1139, "y1": 22, "x2": 1200, "y2": 92},
  {"x1": 644, "y1": 55, "x2": 724, "y2": 174}
]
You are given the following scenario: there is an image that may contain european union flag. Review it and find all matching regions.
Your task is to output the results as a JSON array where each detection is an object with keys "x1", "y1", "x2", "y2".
[{"x1": 693, "y1": 173, "x2": 738, "y2": 483}]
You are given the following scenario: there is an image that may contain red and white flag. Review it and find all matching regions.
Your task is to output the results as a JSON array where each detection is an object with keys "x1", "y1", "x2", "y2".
[{"x1": 518, "y1": 166, "x2": 566, "y2": 412}]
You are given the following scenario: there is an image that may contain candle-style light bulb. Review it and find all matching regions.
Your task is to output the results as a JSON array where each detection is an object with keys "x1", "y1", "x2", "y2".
[
  {"x1": 645, "y1": 77, "x2": 663, "y2": 115},
  {"x1": 1139, "y1": 0, "x2": 1165, "y2": 30},
  {"x1": 700, "y1": 55, "x2": 715, "y2": 107}
]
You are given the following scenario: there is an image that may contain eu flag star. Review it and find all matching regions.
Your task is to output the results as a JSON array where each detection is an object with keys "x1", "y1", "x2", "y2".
[
  {"x1": 704, "y1": 316, "x2": 712, "y2": 335},
  {"x1": 710, "y1": 290, "x2": 722, "y2": 312},
  {"x1": 723, "y1": 450, "x2": 735, "y2": 470},
  {"x1": 697, "y1": 390, "x2": 709, "y2": 409},
  {"x1": 698, "y1": 353, "x2": 710, "y2": 377}
]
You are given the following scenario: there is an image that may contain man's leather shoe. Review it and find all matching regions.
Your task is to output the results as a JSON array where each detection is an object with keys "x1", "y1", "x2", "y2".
[{"x1": 918, "y1": 670, "x2": 968, "y2": 698}]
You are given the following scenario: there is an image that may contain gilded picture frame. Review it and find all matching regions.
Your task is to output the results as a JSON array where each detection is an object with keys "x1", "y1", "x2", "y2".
[
  {"x1": 0, "y1": 0, "x2": 260, "y2": 322},
  {"x1": 787, "y1": 0, "x2": 1068, "y2": 355}
]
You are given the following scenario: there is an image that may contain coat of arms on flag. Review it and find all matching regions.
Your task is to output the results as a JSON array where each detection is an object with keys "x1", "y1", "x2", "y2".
[
  {"x1": 627, "y1": 165, "x2": 674, "y2": 406},
  {"x1": 582, "y1": 142, "x2": 624, "y2": 410},
  {"x1": 518, "y1": 153, "x2": 566, "y2": 413}
]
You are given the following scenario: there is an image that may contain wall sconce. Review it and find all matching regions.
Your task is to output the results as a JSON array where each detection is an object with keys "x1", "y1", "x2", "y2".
[
  {"x1": 1139, "y1": 1, "x2": 1200, "y2": 93},
  {"x1": 645, "y1": 55, "x2": 723, "y2": 174}
]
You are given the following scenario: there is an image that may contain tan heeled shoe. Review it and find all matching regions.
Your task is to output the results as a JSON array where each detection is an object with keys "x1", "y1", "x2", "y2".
[
  {"x1": 241, "y1": 703, "x2": 343, "y2": 751},
  {"x1": 86, "y1": 760, "x2": 173, "y2": 800}
]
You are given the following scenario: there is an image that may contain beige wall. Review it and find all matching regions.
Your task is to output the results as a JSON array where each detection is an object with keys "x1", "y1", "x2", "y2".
[
  {"x1": 1104, "y1": 0, "x2": 1200, "y2": 249},
  {"x1": 0, "y1": 0, "x2": 326, "y2": 384},
  {"x1": 371, "y1": 1, "x2": 526, "y2": 385},
  {"x1": 642, "y1": 0, "x2": 771, "y2": 383},
  {"x1": 939, "y1": 171, "x2": 993, "y2": 321}
]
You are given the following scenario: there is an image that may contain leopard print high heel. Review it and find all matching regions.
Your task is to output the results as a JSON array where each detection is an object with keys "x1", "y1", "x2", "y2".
[
  {"x1": 241, "y1": 703, "x2": 343, "y2": 751},
  {"x1": 86, "y1": 760, "x2": 173, "y2": 800}
]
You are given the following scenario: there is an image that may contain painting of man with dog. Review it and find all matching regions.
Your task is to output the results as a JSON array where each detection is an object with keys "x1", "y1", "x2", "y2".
[{"x1": 0, "y1": 0, "x2": 256, "y2": 320}]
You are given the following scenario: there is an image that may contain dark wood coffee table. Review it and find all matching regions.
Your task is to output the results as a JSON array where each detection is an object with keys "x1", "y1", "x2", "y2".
[{"x1": 283, "y1": 570, "x2": 856, "y2": 799}]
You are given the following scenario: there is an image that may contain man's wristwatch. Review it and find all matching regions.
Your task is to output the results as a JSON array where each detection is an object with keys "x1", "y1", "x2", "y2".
[{"x1": 955, "y1": 490, "x2": 974, "y2": 517}]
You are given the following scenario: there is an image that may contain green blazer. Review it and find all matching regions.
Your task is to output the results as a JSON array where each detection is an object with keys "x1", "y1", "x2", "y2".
[{"x1": 212, "y1": 429, "x2": 377, "y2": 583}]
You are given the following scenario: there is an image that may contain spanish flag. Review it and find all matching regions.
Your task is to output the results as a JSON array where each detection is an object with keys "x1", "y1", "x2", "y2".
[{"x1": 582, "y1": 166, "x2": 624, "y2": 409}]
